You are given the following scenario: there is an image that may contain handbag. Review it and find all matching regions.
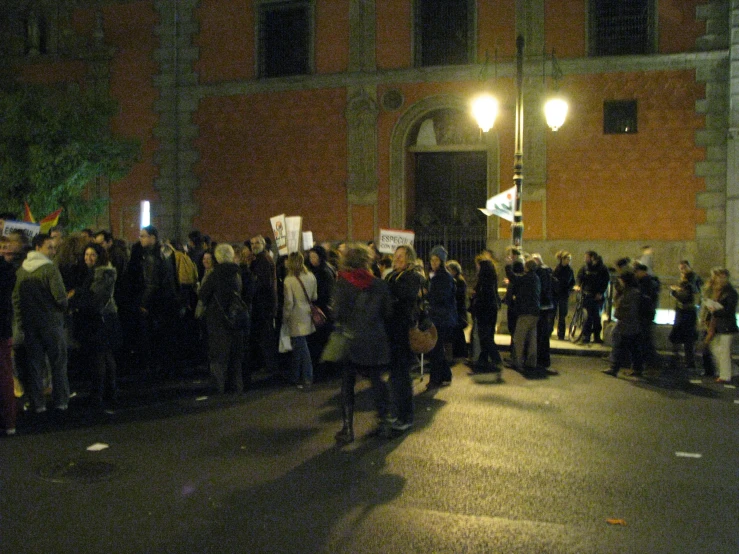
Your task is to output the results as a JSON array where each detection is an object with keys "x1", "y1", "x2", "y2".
[
  {"x1": 320, "y1": 327, "x2": 352, "y2": 362},
  {"x1": 409, "y1": 312, "x2": 438, "y2": 354},
  {"x1": 408, "y1": 291, "x2": 438, "y2": 355},
  {"x1": 297, "y1": 276, "x2": 327, "y2": 328},
  {"x1": 215, "y1": 291, "x2": 250, "y2": 331}
]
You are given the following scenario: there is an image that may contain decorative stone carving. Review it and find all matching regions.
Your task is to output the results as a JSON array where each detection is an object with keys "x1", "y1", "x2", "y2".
[{"x1": 345, "y1": 86, "x2": 379, "y2": 200}]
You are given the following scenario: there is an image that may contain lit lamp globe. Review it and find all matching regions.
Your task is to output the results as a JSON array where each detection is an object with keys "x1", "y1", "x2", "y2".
[
  {"x1": 472, "y1": 94, "x2": 499, "y2": 133},
  {"x1": 544, "y1": 97, "x2": 568, "y2": 132}
]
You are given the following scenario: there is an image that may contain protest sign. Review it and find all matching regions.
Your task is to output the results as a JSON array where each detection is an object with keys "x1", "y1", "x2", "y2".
[
  {"x1": 302, "y1": 231, "x2": 314, "y2": 251},
  {"x1": 270, "y1": 214, "x2": 288, "y2": 256},
  {"x1": 378, "y1": 228, "x2": 415, "y2": 254},
  {"x1": 285, "y1": 216, "x2": 302, "y2": 253},
  {"x1": 2, "y1": 220, "x2": 40, "y2": 240}
]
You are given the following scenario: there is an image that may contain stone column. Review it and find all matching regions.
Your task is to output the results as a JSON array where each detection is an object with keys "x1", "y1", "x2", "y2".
[
  {"x1": 726, "y1": 0, "x2": 739, "y2": 276},
  {"x1": 345, "y1": 0, "x2": 378, "y2": 240},
  {"x1": 152, "y1": 0, "x2": 200, "y2": 241}
]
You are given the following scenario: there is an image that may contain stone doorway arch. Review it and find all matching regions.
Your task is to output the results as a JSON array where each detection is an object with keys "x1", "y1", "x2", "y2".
[{"x1": 388, "y1": 94, "x2": 500, "y2": 239}]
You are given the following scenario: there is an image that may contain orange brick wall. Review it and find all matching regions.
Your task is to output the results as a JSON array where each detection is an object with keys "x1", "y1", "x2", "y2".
[
  {"x1": 315, "y1": 2, "x2": 349, "y2": 74},
  {"x1": 195, "y1": 0, "x2": 253, "y2": 83},
  {"x1": 376, "y1": 2, "x2": 411, "y2": 69},
  {"x1": 545, "y1": 0, "x2": 586, "y2": 58},
  {"x1": 192, "y1": 89, "x2": 348, "y2": 243},
  {"x1": 659, "y1": 0, "x2": 706, "y2": 53},
  {"x1": 478, "y1": 1, "x2": 517, "y2": 60},
  {"x1": 546, "y1": 70, "x2": 705, "y2": 240}
]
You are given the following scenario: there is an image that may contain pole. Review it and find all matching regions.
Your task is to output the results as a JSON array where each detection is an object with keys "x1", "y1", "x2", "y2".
[{"x1": 512, "y1": 34, "x2": 525, "y2": 248}]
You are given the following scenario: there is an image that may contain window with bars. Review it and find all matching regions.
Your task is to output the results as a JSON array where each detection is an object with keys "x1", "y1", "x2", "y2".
[
  {"x1": 590, "y1": 0, "x2": 655, "y2": 56},
  {"x1": 414, "y1": 0, "x2": 475, "y2": 67},
  {"x1": 604, "y1": 100, "x2": 638, "y2": 134},
  {"x1": 258, "y1": 1, "x2": 312, "y2": 78}
]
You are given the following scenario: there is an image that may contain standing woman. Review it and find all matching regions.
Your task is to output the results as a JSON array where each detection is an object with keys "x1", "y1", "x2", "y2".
[
  {"x1": 385, "y1": 245, "x2": 423, "y2": 432},
  {"x1": 705, "y1": 268, "x2": 738, "y2": 384},
  {"x1": 69, "y1": 242, "x2": 122, "y2": 409},
  {"x1": 307, "y1": 245, "x2": 336, "y2": 380},
  {"x1": 552, "y1": 250, "x2": 575, "y2": 340},
  {"x1": 446, "y1": 260, "x2": 468, "y2": 359},
  {"x1": 332, "y1": 244, "x2": 393, "y2": 443},
  {"x1": 282, "y1": 252, "x2": 317, "y2": 389},
  {"x1": 470, "y1": 255, "x2": 502, "y2": 373},
  {"x1": 426, "y1": 245, "x2": 457, "y2": 389},
  {"x1": 198, "y1": 244, "x2": 245, "y2": 394}
]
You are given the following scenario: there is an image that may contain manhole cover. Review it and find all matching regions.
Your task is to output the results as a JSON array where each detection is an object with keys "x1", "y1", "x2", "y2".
[{"x1": 37, "y1": 459, "x2": 119, "y2": 484}]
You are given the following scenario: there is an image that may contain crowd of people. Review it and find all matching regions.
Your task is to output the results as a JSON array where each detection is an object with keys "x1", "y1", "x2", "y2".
[{"x1": 0, "y1": 220, "x2": 737, "y2": 440}]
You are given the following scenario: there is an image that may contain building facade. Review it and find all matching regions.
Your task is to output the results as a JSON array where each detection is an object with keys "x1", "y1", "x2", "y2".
[{"x1": 1, "y1": 0, "x2": 736, "y2": 277}]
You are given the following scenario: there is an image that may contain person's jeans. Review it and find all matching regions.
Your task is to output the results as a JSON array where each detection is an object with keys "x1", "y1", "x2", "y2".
[
  {"x1": 709, "y1": 333, "x2": 735, "y2": 381},
  {"x1": 389, "y1": 338, "x2": 414, "y2": 424},
  {"x1": 476, "y1": 319, "x2": 501, "y2": 368},
  {"x1": 428, "y1": 325, "x2": 453, "y2": 384},
  {"x1": 512, "y1": 314, "x2": 538, "y2": 369},
  {"x1": 554, "y1": 296, "x2": 569, "y2": 339},
  {"x1": 582, "y1": 295, "x2": 604, "y2": 341},
  {"x1": 25, "y1": 324, "x2": 69, "y2": 410},
  {"x1": 290, "y1": 335, "x2": 313, "y2": 385}
]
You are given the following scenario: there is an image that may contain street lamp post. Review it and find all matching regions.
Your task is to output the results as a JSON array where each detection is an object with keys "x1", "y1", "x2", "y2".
[
  {"x1": 472, "y1": 35, "x2": 568, "y2": 248},
  {"x1": 512, "y1": 35, "x2": 525, "y2": 248}
]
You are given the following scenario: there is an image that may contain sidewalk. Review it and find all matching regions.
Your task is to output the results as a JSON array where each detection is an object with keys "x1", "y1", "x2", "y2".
[{"x1": 493, "y1": 333, "x2": 610, "y2": 357}]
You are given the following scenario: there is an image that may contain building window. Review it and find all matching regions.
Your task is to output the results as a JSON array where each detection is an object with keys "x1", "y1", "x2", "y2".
[
  {"x1": 258, "y1": 1, "x2": 312, "y2": 78},
  {"x1": 604, "y1": 100, "x2": 637, "y2": 134},
  {"x1": 590, "y1": 0, "x2": 655, "y2": 56},
  {"x1": 414, "y1": 0, "x2": 475, "y2": 67}
]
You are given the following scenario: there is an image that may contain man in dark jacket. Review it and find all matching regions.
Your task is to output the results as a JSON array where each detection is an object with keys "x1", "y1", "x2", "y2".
[
  {"x1": 576, "y1": 251, "x2": 610, "y2": 344},
  {"x1": 634, "y1": 262, "x2": 660, "y2": 367},
  {"x1": 532, "y1": 254, "x2": 555, "y2": 371},
  {"x1": 248, "y1": 235, "x2": 278, "y2": 374},
  {"x1": 508, "y1": 259, "x2": 540, "y2": 373},
  {"x1": 137, "y1": 226, "x2": 180, "y2": 380}
]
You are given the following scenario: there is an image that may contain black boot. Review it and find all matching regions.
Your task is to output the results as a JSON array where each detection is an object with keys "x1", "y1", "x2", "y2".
[{"x1": 335, "y1": 403, "x2": 354, "y2": 444}]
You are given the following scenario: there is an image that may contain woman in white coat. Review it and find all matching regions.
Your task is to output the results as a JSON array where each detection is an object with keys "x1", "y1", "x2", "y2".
[{"x1": 283, "y1": 252, "x2": 317, "y2": 388}]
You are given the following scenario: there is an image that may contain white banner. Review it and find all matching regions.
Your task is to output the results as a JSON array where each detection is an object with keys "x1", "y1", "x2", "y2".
[
  {"x1": 270, "y1": 214, "x2": 288, "y2": 256},
  {"x1": 378, "y1": 228, "x2": 415, "y2": 254},
  {"x1": 479, "y1": 185, "x2": 516, "y2": 222},
  {"x1": 2, "y1": 220, "x2": 40, "y2": 239}
]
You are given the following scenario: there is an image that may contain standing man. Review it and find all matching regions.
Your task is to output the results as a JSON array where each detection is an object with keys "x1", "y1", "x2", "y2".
[
  {"x1": 576, "y1": 251, "x2": 611, "y2": 344},
  {"x1": 12, "y1": 233, "x2": 70, "y2": 413},
  {"x1": 248, "y1": 235, "x2": 278, "y2": 375},
  {"x1": 634, "y1": 262, "x2": 660, "y2": 368}
]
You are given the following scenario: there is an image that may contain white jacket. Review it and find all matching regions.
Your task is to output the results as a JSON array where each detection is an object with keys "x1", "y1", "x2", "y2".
[{"x1": 283, "y1": 272, "x2": 317, "y2": 337}]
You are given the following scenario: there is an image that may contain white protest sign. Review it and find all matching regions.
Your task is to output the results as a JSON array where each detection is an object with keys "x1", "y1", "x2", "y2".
[
  {"x1": 270, "y1": 214, "x2": 288, "y2": 256},
  {"x1": 2, "y1": 220, "x2": 40, "y2": 240},
  {"x1": 285, "y1": 216, "x2": 303, "y2": 253},
  {"x1": 378, "y1": 228, "x2": 415, "y2": 254},
  {"x1": 302, "y1": 231, "x2": 314, "y2": 251}
]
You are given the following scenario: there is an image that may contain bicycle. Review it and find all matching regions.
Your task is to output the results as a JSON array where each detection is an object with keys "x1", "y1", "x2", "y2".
[{"x1": 568, "y1": 290, "x2": 585, "y2": 342}]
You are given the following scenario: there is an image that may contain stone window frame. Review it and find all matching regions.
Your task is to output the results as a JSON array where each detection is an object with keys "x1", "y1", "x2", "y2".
[
  {"x1": 412, "y1": 0, "x2": 477, "y2": 68},
  {"x1": 255, "y1": 0, "x2": 315, "y2": 79},
  {"x1": 587, "y1": 0, "x2": 657, "y2": 57}
]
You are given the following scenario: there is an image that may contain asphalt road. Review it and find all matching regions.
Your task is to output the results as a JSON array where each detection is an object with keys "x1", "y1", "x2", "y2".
[{"x1": 1, "y1": 355, "x2": 738, "y2": 554}]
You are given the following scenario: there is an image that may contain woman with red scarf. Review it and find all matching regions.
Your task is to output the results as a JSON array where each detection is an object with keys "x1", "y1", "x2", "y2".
[{"x1": 331, "y1": 244, "x2": 393, "y2": 444}]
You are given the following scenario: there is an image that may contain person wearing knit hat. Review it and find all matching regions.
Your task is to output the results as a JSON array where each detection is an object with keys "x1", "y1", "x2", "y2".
[
  {"x1": 429, "y1": 245, "x2": 447, "y2": 264},
  {"x1": 426, "y1": 245, "x2": 456, "y2": 389}
]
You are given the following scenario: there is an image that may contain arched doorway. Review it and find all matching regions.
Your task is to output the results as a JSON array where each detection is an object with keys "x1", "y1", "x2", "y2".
[{"x1": 389, "y1": 95, "x2": 499, "y2": 272}]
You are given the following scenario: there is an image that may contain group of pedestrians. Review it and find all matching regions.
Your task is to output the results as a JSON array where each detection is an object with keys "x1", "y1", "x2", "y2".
[{"x1": 1, "y1": 223, "x2": 737, "y2": 440}]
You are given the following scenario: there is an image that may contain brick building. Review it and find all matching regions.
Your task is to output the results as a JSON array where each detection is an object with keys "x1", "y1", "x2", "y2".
[{"x1": 1, "y1": 0, "x2": 736, "y2": 277}]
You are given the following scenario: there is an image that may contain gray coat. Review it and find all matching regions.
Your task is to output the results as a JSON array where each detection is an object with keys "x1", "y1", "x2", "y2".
[{"x1": 13, "y1": 251, "x2": 68, "y2": 334}]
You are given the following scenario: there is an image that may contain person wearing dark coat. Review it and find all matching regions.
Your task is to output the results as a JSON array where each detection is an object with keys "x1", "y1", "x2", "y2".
[
  {"x1": 552, "y1": 250, "x2": 575, "y2": 340},
  {"x1": 669, "y1": 265, "x2": 699, "y2": 372},
  {"x1": 532, "y1": 254, "x2": 555, "y2": 370},
  {"x1": 198, "y1": 244, "x2": 245, "y2": 394},
  {"x1": 385, "y1": 245, "x2": 423, "y2": 431},
  {"x1": 332, "y1": 244, "x2": 393, "y2": 443},
  {"x1": 603, "y1": 272, "x2": 643, "y2": 377},
  {"x1": 248, "y1": 235, "x2": 278, "y2": 374},
  {"x1": 576, "y1": 251, "x2": 610, "y2": 344},
  {"x1": 426, "y1": 245, "x2": 457, "y2": 389},
  {"x1": 470, "y1": 256, "x2": 501, "y2": 372},
  {"x1": 137, "y1": 226, "x2": 180, "y2": 380},
  {"x1": 446, "y1": 260, "x2": 468, "y2": 359},
  {"x1": 705, "y1": 268, "x2": 739, "y2": 383},
  {"x1": 69, "y1": 243, "x2": 122, "y2": 409},
  {"x1": 509, "y1": 260, "x2": 540, "y2": 372},
  {"x1": 307, "y1": 245, "x2": 336, "y2": 380}
]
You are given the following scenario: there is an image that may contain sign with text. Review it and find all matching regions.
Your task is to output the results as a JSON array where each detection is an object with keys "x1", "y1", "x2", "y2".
[
  {"x1": 2, "y1": 220, "x2": 40, "y2": 240},
  {"x1": 270, "y1": 214, "x2": 288, "y2": 256},
  {"x1": 378, "y1": 228, "x2": 415, "y2": 254}
]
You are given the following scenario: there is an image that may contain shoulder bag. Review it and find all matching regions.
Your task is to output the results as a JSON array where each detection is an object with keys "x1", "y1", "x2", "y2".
[
  {"x1": 215, "y1": 290, "x2": 250, "y2": 331},
  {"x1": 297, "y1": 276, "x2": 327, "y2": 328}
]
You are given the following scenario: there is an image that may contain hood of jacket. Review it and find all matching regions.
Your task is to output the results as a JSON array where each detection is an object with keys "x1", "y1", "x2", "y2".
[{"x1": 21, "y1": 251, "x2": 53, "y2": 273}]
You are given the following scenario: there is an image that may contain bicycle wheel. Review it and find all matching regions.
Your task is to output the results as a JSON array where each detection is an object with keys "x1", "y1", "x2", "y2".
[{"x1": 569, "y1": 303, "x2": 585, "y2": 343}]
